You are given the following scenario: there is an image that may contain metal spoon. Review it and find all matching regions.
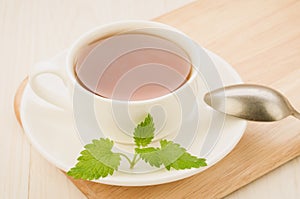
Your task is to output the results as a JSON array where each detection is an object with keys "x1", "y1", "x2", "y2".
[{"x1": 204, "y1": 84, "x2": 300, "y2": 122}]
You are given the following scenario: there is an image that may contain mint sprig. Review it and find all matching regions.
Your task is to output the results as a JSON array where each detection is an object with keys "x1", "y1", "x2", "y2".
[{"x1": 67, "y1": 114, "x2": 207, "y2": 180}]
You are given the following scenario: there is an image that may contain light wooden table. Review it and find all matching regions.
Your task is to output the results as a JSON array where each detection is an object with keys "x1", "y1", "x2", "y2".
[{"x1": 1, "y1": 0, "x2": 299, "y2": 198}]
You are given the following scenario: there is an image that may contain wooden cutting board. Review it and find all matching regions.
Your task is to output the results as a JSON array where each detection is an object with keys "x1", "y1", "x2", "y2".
[{"x1": 14, "y1": 0, "x2": 300, "y2": 198}]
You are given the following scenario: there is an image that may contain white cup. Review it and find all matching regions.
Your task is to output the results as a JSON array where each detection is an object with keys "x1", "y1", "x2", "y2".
[{"x1": 29, "y1": 20, "x2": 202, "y2": 147}]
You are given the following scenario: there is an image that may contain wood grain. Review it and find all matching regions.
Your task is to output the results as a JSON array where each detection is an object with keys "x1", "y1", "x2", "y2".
[
  {"x1": 14, "y1": 78, "x2": 28, "y2": 127},
  {"x1": 13, "y1": 0, "x2": 300, "y2": 198}
]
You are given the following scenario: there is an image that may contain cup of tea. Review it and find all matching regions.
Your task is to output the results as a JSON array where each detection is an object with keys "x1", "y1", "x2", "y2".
[{"x1": 29, "y1": 20, "x2": 202, "y2": 147}]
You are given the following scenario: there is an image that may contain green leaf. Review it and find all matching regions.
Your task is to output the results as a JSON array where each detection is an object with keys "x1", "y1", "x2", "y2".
[
  {"x1": 158, "y1": 140, "x2": 186, "y2": 167},
  {"x1": 136, "y1": 140, "x2": 207, "y2": 171},
  {"x1": 165, "y1": 152, "x2": 207, "y2": 171},
  {"x1": 133, "y1": 114, "x2": 155, "y2": 147},
  {"x1": 85, "y1": 139, "x2": 121, "y2": 170},
  {"x1": 135, "y1": 147, "x2": 161, "y2": 167},
  {"x1": 67, "y1": 138, "x2": 121, "y2": 180},
  {"x1": 159, "y1": 140, "x2": 207, "y2": 170}
]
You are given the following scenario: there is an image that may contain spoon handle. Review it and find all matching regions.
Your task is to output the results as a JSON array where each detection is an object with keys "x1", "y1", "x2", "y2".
[{"x1": 292, "y1": 110, "x2": 300, "y2": 120}]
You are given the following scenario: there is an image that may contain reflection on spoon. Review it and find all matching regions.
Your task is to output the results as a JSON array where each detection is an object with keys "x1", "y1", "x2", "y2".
[{"x1": 204, "y1": 84, "x2": 300, "y2": 122}]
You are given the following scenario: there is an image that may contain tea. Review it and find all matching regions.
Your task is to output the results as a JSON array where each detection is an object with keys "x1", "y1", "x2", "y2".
[{"x1": 74, "y1": 33, "x2": 191, "y2": 101}]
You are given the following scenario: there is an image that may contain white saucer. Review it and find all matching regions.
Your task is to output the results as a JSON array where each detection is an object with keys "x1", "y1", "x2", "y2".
[{"x1": 20, "y1": 49, "x2": 247, "y2": 186}]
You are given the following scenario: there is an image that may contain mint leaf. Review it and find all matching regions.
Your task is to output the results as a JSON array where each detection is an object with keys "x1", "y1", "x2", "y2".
[
  {"x1": 158, "y1": 140, "x2": 186, "y2": 167},
  {"x1": 135, "y1": 147, "x2": 161, "y2": 167},
  {"x1": 85, "y1": 138, "x2": 120, "y2": 170},
  {"x1": 136, "y1": 140, "x2": 207, "y2": 171},
  {"x1": 133, "y1": 114, "x2": 155, "y2": 147},
  {"x1": 67, "y1": 138, "x2": 120, "y2": 180},
  {"x1": 165, "y1": 152, "x2": 207, "y2": 171},
  {"x1": 159, "y1": 140, "x2": 207, "y2": 170}
]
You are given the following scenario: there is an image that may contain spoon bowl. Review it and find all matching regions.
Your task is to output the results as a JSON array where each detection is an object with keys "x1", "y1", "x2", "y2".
[{"x1": 204, "y1": 84, "x2": 300, "y2": 122}]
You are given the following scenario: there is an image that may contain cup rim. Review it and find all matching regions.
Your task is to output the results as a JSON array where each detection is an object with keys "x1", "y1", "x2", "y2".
[{"x1": 66, "y1": 20, "x2": 199, "y2": 104}]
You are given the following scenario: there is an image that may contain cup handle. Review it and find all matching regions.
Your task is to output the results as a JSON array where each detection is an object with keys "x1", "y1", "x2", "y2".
[{"x1": 29, "y1": 55, "x2": 72, "y2": 110}]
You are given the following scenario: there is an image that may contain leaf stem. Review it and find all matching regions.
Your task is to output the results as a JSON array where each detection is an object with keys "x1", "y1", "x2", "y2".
[
  {"x1": 134, "y1": 157, "x2": 141, "y2": 164},
  {"x1": 117, "y1": 153, "x2": 141, "y2": 169},
  {"x1": 117, "y1": 153, "x2": 132, "y2": 165},
  {"x1": 130, "y1": 154, "x2": 138, "y2": 169}
]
